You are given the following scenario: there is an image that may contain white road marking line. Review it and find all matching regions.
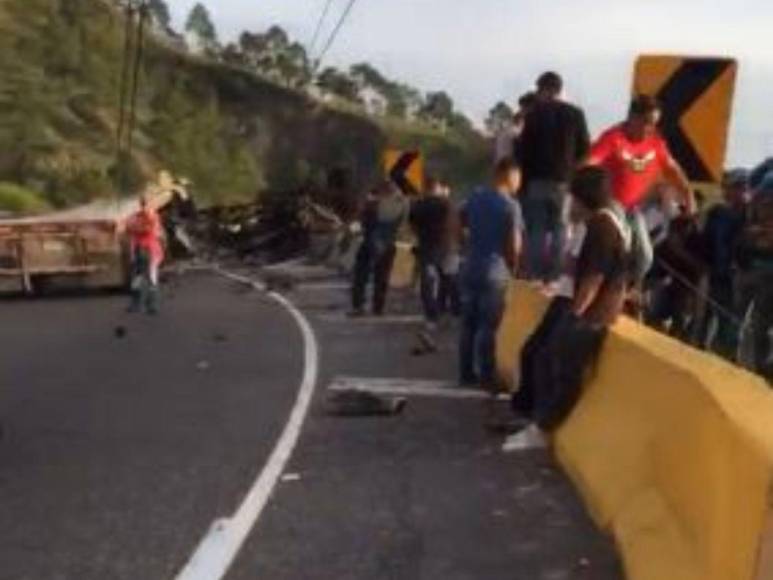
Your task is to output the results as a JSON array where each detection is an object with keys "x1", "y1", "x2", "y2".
[
  {"x1": 174, "y1": 268, "x2": 319, "y2": 580},
  {"x1": 315, "y1": 313, "x2": 423, "y2": 324},
  {"x1": 329, "y1": 376, "x2": 508, "y2": 400}
]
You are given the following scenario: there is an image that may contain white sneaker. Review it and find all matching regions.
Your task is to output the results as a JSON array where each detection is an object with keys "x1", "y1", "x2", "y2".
[{"x1": 502, "y1": 424, "x2": 549, "y2": 452}]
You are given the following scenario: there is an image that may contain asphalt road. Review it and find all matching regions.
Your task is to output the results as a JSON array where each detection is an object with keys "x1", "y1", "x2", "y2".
[
  {"x1": 0, "y1": 272, "x2": 303, "y2": 580},
  {"x1": 0, "y1": 268, "x2": 622, "y2": 580}
]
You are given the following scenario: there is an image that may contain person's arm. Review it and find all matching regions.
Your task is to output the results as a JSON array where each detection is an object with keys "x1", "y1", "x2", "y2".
[
  {"x1": 457, "y1": 202, "x2": 468, "y2": 247},
  {"x1": 662, "y1": 155, "x2": 696, "y2": 215},
  {"x1": 408, "y1": 200, "x2": 420, "y2": 234},
  {"x1": 502, "y1": 202, "x2": 523, "y2": 276},
  {"x1": 573, "y1": 273, "x2": 605, "y2": 316},
  {"x1": 574, "y1": 109, "x2": 591, "y2": 165},
  {"x1": 502, "y1": 218, "x2": 518, "y2": 275},
  {"x1": 585, "y1": 129, "x2": 614, "y2": 167}
]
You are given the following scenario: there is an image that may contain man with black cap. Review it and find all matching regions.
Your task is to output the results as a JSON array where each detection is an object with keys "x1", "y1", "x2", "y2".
[{"x1": 518, "y1": 72, "x2": 591, "y2": 284}]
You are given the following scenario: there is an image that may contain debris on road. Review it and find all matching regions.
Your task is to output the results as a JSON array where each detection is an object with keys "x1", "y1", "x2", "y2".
[{"x1": 326, "y1": 389, "x2": 407, "y2": 417}]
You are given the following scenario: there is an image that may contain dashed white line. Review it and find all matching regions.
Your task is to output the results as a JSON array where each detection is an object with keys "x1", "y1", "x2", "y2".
[{"x1": 173, "y1": 268, "x2": 319, "y2": 580}]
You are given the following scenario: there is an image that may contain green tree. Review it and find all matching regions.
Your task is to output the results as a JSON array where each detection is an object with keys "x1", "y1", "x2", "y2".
[
  {"x1": 485, "y1": 101, "x2": 514, "y2": 134},
  {"x1": 350, "y1": 63, "x2": 388, "y2": 90},
  {"x1": 238, "y1": 27, "x2": 309, "y2": 87},
  {"x1": 148, "y1": 0, "x2": 172, "y2": 29},
  {"x1": 316, "y1": 67, "x2": 360, "y2": 103},
  {"x1": 222, "y1": 43, "x2": 247, "y2": 67},
  {"x1": 420, "y1": 91, "x2": 455, "y2": 125},
  {"x1": 185, "y1": 3, "x2": 218, "y2": 53}
]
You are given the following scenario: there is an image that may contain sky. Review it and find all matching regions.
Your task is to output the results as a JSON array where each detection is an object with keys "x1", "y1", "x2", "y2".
[{"x1": 166, "y1": 0, "x2": 773, "y2": 166}]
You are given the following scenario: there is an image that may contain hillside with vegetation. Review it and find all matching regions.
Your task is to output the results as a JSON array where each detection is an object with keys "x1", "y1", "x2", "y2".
[{"x1": 0, "y1": 0, "x2": 489, "y2": 214}]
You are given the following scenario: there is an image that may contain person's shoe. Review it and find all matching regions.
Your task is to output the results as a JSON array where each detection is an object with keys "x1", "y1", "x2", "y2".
[
  {"x1": 501, "y1": 424, "x2": 549, "y2": 452},
  {"x1": 347, "y1": 308, "x2": 366, "y2": 318}
]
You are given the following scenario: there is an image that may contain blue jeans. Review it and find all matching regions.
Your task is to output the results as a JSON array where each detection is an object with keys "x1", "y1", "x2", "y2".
[
  {"x1": 418, "y1": 252, "x2": 456, "y2": 323},
  {"x1": 129, "y1": 249, "x2": 160, "y2": 314},
  {"x1": 418, "y1": 254, "x2": 442, "y2": 323},
  {"x1": 627, "y1": 208, "x2": 654, "y2": 284},
  {"x1": 522, "y1": 180, "x2": 568, "y2": 283},
  {"x1": 351, "y1": 241, "x2": 396, "y2": 314},
  {"x1": 459, "y1": 266, "x2": 508, "y2": 387}
]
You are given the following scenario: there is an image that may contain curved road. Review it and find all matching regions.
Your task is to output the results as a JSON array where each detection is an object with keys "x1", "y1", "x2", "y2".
[
  {"x1": 0, "y1": 268, "x2": 621, "y2": 580},
  {"x1": 0, "y1": 271, "x2": 304, "y2": 580}
]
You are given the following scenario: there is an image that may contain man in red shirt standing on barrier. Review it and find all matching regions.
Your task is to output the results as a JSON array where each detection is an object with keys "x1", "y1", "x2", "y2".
[
  {"x1": 588, "y1": 95, "x2": 695, "y2": 284},
  {"x1": 127, "y1": 194, "x2": 165, "y2": 315}
]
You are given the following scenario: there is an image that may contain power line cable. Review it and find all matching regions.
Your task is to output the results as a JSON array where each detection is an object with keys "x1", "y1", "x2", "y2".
[
  {"x1": 313, "y1": 0, "x2": 359, "y2": 71},
  {"x1": 308, "y1": 0, "x2": 335, "y2": 55}
]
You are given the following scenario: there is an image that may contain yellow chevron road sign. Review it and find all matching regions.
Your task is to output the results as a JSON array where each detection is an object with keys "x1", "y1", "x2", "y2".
[
  {"x1": 633, "y1": 55, "x2": 738, "y2": 184},
  {"x1": 383, "y1": 149, "x2": 424, "y2": 195}
]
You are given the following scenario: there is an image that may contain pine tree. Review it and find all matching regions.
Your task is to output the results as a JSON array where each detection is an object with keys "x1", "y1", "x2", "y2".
[
  {"x1": 147, "y1": 0, "x2": 171, "y2": 29},
  {"x1": 185, "y1": 3, "x2": 218, "y2": 46}
]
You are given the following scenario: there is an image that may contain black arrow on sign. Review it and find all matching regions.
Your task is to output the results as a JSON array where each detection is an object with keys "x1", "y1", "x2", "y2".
[
  {"x1": 656, "y1": 59, "x2": 732, "y2": 183},
  {"x1": 389, "y1": 151, "x2": 420, "y2": 195}
]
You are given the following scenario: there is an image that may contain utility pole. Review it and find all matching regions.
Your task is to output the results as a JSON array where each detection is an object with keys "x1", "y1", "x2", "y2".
[{"x1": 115, "y1": 0, "x2": 149, "y2": 197}]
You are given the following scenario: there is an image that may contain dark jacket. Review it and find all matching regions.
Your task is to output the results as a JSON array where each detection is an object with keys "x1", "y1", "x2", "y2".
[{"x1": 517, "y1": 99, "x2": 590, "y2": 184}]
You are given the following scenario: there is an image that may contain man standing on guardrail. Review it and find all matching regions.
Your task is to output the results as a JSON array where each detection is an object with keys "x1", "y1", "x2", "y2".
[
  {"x1": 518, "y1": 72, "x2": 590, "y2": 285},
  {"x1": 127, "y1": 194, "x2": 165, "y2": 315},
  {"x1": 459, "y1": 158, "x2": 524, "y2": 398},
  {"x1": 587, "y1": 95, "x2": 695, "y2": 286},
  {"x1": 506, "y1": 166, "x2": 632, "y2": 450}
]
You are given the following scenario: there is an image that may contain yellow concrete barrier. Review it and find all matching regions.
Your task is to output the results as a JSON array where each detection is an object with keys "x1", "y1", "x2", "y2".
[
  {"x1": 390, "y1": 241, "x2": 416, "y2": 289},
  {"x1": 496, "y1": 282, "x2": 773, "y2": 580}
]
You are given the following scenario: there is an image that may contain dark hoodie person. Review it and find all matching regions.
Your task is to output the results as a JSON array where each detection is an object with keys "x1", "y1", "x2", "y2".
[{"x1": 507, "y1": 166, "x2": 632, "y2": 450}]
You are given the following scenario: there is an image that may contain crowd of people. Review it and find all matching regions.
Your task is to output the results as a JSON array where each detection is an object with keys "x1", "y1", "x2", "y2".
[{"x1": 349, "y1": 70, "x2": 773, "y2": 443}]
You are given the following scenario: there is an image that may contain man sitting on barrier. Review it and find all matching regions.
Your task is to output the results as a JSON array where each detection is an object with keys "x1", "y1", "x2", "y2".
[{"x1": 506, "y1": 166, "x2": 632, "y2": 450}]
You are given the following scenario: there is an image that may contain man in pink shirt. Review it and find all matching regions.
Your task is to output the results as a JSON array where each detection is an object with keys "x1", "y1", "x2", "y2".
[
  {"x1": 588, "y1": 95, "x2": 694, "y2": 282},
  {"x1": 127, "y1": 194, "x2": 165, "y2": 314}
]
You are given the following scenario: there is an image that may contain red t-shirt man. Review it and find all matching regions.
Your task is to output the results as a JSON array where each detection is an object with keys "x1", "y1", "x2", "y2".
[
  {"x1": 127, "y1": 198, "x2": 164, "y2": 266},
  {"x1": 588, "y1": 96, "x2": 694, "y2": 214}
]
